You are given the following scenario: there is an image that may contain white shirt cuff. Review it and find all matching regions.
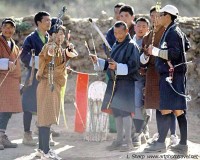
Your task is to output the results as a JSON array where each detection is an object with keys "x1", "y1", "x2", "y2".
[
  {"x1": 115, "y1": 63, "x2": 128, "y2": 75},
  {"x1": 140, "y1": 53, "x2": 150, "y2": 64},
  {"x1": 94, "y1": 58, "x2": 105, "y2": 71},
  {"x1": 66, "y1": 49, "x2": 78, "y2": 58},
  {"x1": 29, "y1": 56, "x2": 39, "y2": 70},
  {"x1": 0, "y1": 58, "x2": 9, "y2": 70},
  {"x1": 152, "y1": 47, "x2": 160, "y2": 56}
]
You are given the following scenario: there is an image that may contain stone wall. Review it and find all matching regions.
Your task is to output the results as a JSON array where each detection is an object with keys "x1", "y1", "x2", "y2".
[{"x1": 1, "y1": 13, "x2": 199, "y2": 110}]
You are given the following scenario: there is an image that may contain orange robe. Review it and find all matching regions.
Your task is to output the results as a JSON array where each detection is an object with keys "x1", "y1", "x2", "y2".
[{"x1": 0, "y1": 35, "x2": 22, "y2": 112}]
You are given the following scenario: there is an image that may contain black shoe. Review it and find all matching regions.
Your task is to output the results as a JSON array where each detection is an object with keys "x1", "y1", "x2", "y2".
[
  {"x1": 170, "y1": 144, "x2": 188, "y2": 155},
  {"x1": 144, "y1": 141, "x2": 166, "y2": 153}
]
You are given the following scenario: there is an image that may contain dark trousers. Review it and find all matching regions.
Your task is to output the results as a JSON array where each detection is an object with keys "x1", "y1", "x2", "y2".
[
  {"x1": 23, "y1": 111, "x2": 33, "y2": 132},
  {"x1": 39, "y1": 126, "x2": 50, "y2": 154},
  {"x1": 156, "y1": 110, "x2": 176, "y2": 135},
  {"x1": 0, "y1": 112, "x2": 12, "y2": 132}
]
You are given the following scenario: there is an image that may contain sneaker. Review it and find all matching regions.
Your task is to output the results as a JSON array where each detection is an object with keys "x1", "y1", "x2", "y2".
[
  {"x1": 35, "y1": 149, "x2": 43, "y2": 158},
  {"x1": 147, "y1": 133, "x2": 159, "y2": 145},
  {"x1": 120, "y1": 143, "x2": 134, "y2": 152},
  {"x1": 170, "y1": 134, "x2": 179, "y2": 145},
  {"x1": 147, "y1": 139, "x2": 157, "y2": 146},
  {"x1": 170, "y1": 144, "x2": 188, "y2": 155},
  {"x1": 41, "y1": 149, "x2": 62, "y2": 160},
  {"x1": 106, "y1": 140, "x2": 122, "y2": 151},
  {"x1": 0, "y1": 134, "x2": 17, "y2": 148},
  {"x1": 144, "y1": 141, "x2": 166, "y2": 153},
  {"x1": 23, "y1": 131, "x2": 37, "y2": 146}
]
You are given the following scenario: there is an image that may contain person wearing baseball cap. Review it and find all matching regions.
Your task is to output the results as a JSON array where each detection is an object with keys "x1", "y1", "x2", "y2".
[
  {"x1": 0, "y1": 17, "x2": 21, "y2": 150},
  {"x1": 145, "y1": 5, "x2": 190, "y2": 154},
  {"x1": 1, "y1": 18, "x2": 16, "y2": 28},
  {"x1": 159, "y1": 5, "x2": 179, "y2": 17}
]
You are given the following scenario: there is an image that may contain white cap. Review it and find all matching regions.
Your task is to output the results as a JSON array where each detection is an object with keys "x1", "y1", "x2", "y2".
[{"x1": 160, "y1": 5, "x2": 179, "y2": 16}]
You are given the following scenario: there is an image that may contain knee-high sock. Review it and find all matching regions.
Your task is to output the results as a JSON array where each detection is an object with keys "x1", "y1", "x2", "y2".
[
  {"x1": 157, "y1": 113, "x2": 172, "y2": 143},
  {"x1": 156, "y1": 110, "x2": 162, "y2": 134},
  {"x1": 39, "y1": 127, "x2": 50, "y2": 154},
  {"x1": 133, "y1": 119, "x2": 145, "y2": 133},
  {"x1": 177, "y1": 113, "x2": 187, "y2": 145},
  {"x1": 115, "y1": 117, "x2": 123, "y2": 142},
  {"x1": 38, "y1": 127, "x2": 43, "y2": 150},
  {"x1": 123, "y1": 116, "x2": 132, "y2": 144},
  {"x1": 170, "y1": 113, "x2": 176, "y2": 135}
]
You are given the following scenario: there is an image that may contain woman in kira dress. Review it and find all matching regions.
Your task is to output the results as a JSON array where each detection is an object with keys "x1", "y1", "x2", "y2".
[{"x1": 36, "y1": 25, "x2": 77, "y2": 160}]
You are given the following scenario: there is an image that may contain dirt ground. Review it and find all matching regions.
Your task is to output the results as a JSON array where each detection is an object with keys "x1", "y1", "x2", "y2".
[{"x1": 1, "y1": 102, "x2": 200, "y2": 160}]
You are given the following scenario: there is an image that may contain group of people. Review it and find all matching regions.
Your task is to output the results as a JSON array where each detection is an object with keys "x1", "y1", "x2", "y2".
[
  {"x1": 0, "y1": 11, "x2": 77, "y2": 160},
  {"x1": 92, "y1": 3, "x2": 190, "y2": 155},
  {"x1": 0, "y1": 2, "x2": 190, "y2": 160}
]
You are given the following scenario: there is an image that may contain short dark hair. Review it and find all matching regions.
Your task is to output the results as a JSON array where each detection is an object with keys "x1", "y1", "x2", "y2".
[
  {"x1": 150, "y1": 6, "x2": 156, "y2": 14},
  {"x1": 136, "y1": 17, "x2": 150, "y2": 27},
  {"x1": 119, "y1": 5, "x2": 134, "y2": 16},
  {"x1": 114, "y1": 21, "x2": 128, "y2": 30},
  {"x1": 114, "y1": 3, "x2": 125, "y2": 9},
  {"x1": 34, "y1": 11, "x2": 50, "y2": 26},
  {"x1": 170, "y1": 14, "x2": 178, "y2": 22}
]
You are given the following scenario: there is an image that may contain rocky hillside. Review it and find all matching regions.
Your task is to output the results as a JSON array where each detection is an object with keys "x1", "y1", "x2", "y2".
[{"x1": 1, "y1": 12, "x2": 199, "y2": 110}]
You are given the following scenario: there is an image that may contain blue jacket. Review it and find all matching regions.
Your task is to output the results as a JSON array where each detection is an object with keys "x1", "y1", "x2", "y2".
[
  {"x1": 155, "y1": 22, "x2": 190, "y2": 110},
  {"x1": 20, "y1": 30, "x2": 49, "y2": 112},
  {"x1": 156, "y1": 22, "x2": 190, "y2": 74},
  {"x1": 102, "y1": 34, "x2": 140, "y2": 113}
]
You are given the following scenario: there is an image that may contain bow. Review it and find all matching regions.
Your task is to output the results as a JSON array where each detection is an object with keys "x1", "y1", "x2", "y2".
[
  {"x1": 28, "y1": 49, "x2": 35, "y2": 86},
  {"x1": 67, "y1": 67, "x2": 98, "y2": 76},
  {"x1": 0, "y1": 48, "x2": 22, "y2": 88},
  {"x1": 88, "y1": 18, "x2": 112, "y2": 56},
  {"x1": 48, "y1": 6, "x2": 67, "y2": 92},
  {"x1": 88, "y1": 18, "x2": 116, "y2": 109},
  {"x1": 20, "y1": 49, "x2": 35, "y2": 94}
]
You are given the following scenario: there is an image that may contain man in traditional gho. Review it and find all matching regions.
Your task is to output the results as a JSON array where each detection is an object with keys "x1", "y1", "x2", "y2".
[
  {"x1": 20, "y1": 11, "x2": 58, "y2": 146},
  {"x1": 144, "y1": 5, "x2": 190, "y2": 154},
  {"x1": 0, "y1": 18, "x2": 22, "y2": 150},
  {"x1": 91, "y1": 21, "x2": 140, "y2": 152},
  {"x1": 140, "y1": 6, "x2": 179, "y2": 147},
  {"x1": 36, "y1": 25, "x2": 77, "y2": 160}
]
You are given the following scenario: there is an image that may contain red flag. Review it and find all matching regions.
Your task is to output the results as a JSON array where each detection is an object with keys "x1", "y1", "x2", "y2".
[{"x1": 74, "y1": 73, "x2": 89, "y2": 133}]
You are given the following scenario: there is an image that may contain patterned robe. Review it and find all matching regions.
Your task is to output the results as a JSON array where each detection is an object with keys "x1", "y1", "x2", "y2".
[
  {"x1": 0, "y1": 35, "x2": 22, "y2": 112},
  {"x1": 142, "y1": 26, "x2": 165, "y2": 109},
  {"x1": 36, "y1": 42, "x2": 70, "y2": 126}
]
